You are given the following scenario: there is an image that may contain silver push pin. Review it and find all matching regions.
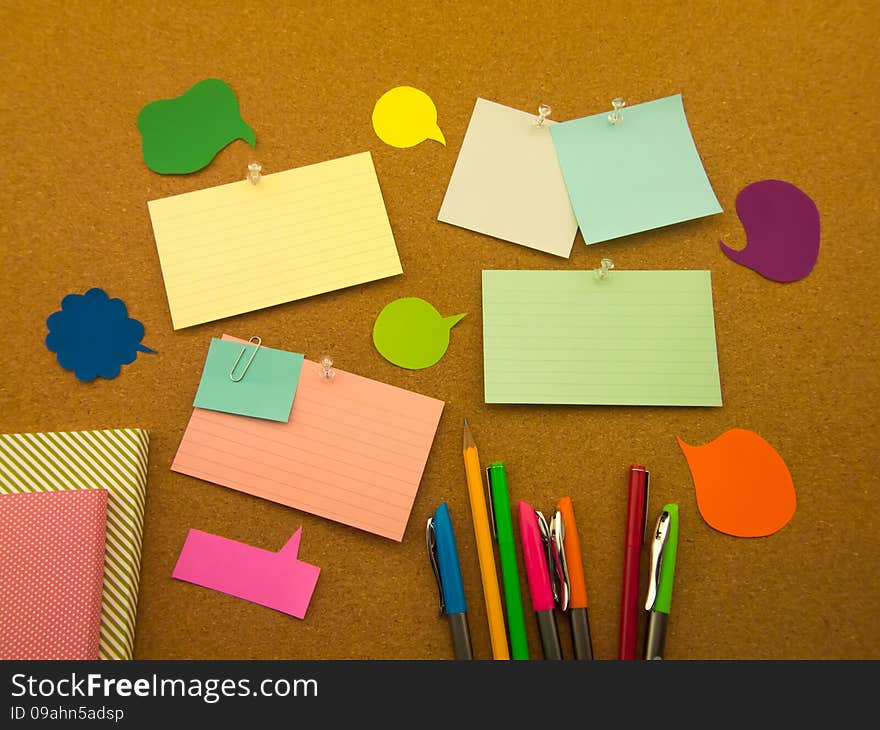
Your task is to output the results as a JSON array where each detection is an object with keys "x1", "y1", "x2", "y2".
[
  {"x1": 246, "y1": 161, "x2": 262, "y2": 185},
  {"x1": 608, "y1": 97, "x2": 625, "y2": 125},
  {"x1": 535, "y1": 103, "x2": 552, "y2": 127},
  {"x1": 319, "y1": 355, "x2": 336, "y2": 381},
  {"x1": 594, "y1": 258, "x2": 614, "y2": 280}
]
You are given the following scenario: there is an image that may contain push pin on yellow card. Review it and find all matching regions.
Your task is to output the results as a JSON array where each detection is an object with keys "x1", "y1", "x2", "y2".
[
  {"x1": 608, "y1": 98, "x2": 625, "y2": 125},
  {"x1": 594, "y1": 258, "x2": 614, "y2": 280},
  {"x1": 246, "y1": 161, "x2": 262, "y2": 185},
  {"x1": 535, "y1": 103, "x2": 552, "y2": 127},
  {"x1": 319, "y1": 355, "x2": 336, "y2": 381}
]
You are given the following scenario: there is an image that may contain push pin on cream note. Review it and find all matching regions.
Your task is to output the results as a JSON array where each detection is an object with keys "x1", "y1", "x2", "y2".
[{"x1": 534, "y1": 103, "x2": 552, "y2": 127}]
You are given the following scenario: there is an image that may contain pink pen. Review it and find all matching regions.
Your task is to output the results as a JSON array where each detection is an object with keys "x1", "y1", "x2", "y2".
[{"x1": 518, "y1": 501, "x2": 563, "y2": 660}]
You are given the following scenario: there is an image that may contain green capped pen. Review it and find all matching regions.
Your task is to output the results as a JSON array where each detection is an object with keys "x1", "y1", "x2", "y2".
[
  {"x1": 644, "y1": 503, "x2": 679, "y2": 660},
  {"x1": 486, "y1": 462, "x2": 530, "y2": 659}
]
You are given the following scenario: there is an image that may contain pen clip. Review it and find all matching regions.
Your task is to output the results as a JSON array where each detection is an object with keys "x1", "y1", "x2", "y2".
[
  {"x1": 549, "y1": 509, "x2": 570, "y2": 611},
  {"x1": 485, "y1": 466, "x2": 498, "y2": 540},
  {"x1": 642, "y1": 469, "x2": 651, "y2": 542},
  {"x1": 426, "y1": 518, "x2": 445, "y2": 616},
  {"x1": 644, "y1": 510, "x2": 671, "y2": 611},
  {"x1": 538, "y1": 510, "x2": 570, "y2": 611}
]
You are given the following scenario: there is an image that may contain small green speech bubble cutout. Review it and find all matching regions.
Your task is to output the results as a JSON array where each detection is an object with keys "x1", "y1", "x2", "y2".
[
  {"x1": 137, "y1": 79, "x2": 256, "y2": 174},
  {"x1": 372, "y1": 297, "x2": 465, "y2": 369}
]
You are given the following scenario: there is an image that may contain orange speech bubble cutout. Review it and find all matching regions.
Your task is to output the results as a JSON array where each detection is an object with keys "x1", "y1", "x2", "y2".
[{"x1": 677, "y1": 429, "x2": 796, "y2": 537}]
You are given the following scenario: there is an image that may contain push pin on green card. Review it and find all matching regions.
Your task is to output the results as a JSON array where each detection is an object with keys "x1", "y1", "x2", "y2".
[
  {"x1": 594, "y1": 258, "x2": 614, "y2": 280},
  {"x1": 608, "y1": 98, "x2": 625, "y2": 125},
  {"x1": 229, "y1": 336, "x2": 261, "y2": 381},
  {"x1": 534, "y1": 103, "x2": 552, "y2": 127}
]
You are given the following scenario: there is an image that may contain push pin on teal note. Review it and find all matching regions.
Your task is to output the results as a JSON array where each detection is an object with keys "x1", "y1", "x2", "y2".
[
  {"x1": 594, "y1": 258, "x2": 615, "y2": 280},
  {"x1": 608, "y1": 98, "x2": 625, "y2": 125},
  {"x1": 319, "y1": 355, "x2": 336, "y2": 381},
  {"x1": 534, "y1": 103, "x2": 552, "y2": 127}
]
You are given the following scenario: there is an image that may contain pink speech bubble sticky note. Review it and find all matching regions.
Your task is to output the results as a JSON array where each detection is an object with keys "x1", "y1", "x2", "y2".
[{"x1": 172, "y1": 528, "x2": 320, "y2": 619}]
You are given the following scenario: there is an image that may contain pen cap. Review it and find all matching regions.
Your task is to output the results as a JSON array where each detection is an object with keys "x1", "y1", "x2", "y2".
[
  {"x1": 518, "y1": 501, "x2": 554, "y2": 612},
  {"x1": 433, "y1": 503, "x2": 467, "y2": 615},
  {"x1": 486, "y1": 462, "x2": 512, "y2": 538},
  {"x1": 626, "y1": 465, "x2": 649, "y2": 547},
  {"x1": 556, "y1": 497, "x2": 588, "y2": 609},
  {"x1": 653, "y1": 503, "x2": 679, "y2": 615}
]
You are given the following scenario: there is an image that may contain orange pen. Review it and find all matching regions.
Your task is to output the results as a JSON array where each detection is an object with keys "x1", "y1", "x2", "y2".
[
  {"x1": 462, "y1": 418, "x2": 510, "y2": 660},
  {"x1": 554, "y1": 496, "x2": 594, "y2": 660}
]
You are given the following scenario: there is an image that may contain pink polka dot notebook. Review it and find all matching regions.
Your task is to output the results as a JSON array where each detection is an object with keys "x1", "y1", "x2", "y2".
[{"x1": 0, "y1": 489, "x2": 108, "y2": 660}]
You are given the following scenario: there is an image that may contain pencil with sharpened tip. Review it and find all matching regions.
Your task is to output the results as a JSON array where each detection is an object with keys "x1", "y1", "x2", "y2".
[{"x1": 462, "y1": 418, "x2": 510, "y2": 660}]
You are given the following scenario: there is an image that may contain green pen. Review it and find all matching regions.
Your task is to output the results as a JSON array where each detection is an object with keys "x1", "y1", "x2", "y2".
[
  {"x1": 644, "y1": 503, "x2": 679, "y2": 660},
  {"x1": 486, "y1": 462, "x2": 530, "y2": 660}
]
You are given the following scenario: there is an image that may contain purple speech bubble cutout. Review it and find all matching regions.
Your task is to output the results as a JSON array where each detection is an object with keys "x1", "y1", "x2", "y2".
[{"x1": 720, "y1": 179, "x2": 820, "y2": 283}]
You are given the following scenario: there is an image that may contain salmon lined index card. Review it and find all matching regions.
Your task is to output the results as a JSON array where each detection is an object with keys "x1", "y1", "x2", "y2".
[
  {"x1": 147, "y1": 151, "x2": 403, "y2": 329},
  {"x1": 172, "y1": 338, "x2": 445, "y2": 541}
]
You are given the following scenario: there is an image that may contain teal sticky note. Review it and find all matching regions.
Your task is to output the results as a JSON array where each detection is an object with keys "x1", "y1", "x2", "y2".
[
  {"x1": 482, "y1": 269, "x2": 722, "y2": 406},
  {"x1": 550, "y1": 94, "x2": 722, "y2": 244},
  {"x1": 193, "y1": 338, "x2": 304, "y2": 422}
]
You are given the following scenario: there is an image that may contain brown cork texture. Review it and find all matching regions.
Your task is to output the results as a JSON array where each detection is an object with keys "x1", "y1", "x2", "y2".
[{"x1": 1, "y1": 0, "x2": 878, "y2": 660}]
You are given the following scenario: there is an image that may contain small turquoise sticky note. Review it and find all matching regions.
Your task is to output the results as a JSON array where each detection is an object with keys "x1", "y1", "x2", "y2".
[
  {"x1": 193, "y1": 338, "x2": 304, "y2": 422},
  {"x1": 550, "y1": 94, "x2": 722, "y2": 244}
]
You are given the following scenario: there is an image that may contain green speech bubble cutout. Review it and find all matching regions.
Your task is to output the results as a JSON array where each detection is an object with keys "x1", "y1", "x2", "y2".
[
  {"x1": 373, "y1": 297, "x2": 466, "y2": 369},
  {"x1": 137, "y1": 79, "x2": 256, "y2": 174}
]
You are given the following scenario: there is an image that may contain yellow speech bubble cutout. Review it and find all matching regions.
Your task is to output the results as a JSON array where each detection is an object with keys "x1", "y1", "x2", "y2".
[{"x1": 371, "y1": 86, "x2": 446, "y2": 148}]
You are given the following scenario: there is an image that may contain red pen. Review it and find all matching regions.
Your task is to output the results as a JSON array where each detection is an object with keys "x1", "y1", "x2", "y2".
[{"x1": 619, "y1": 464, "x2": 649, "y2": 660}]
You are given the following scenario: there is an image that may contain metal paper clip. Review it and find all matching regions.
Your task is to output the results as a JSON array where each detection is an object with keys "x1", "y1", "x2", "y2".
[
  {"x1": 229, "y1": 336, "x2": 261, "y2": 382},
  {"x1": 426, "y1": 518, "x2": 445, "y2": 616},
  {"x1": 645, "y1": 509, "x2": 671, "y2": 610}
]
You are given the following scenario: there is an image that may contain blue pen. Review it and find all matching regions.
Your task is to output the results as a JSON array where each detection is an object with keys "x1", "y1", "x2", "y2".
[{"x1": 427, "y1": 503, "x2": 473, "y2": 660}]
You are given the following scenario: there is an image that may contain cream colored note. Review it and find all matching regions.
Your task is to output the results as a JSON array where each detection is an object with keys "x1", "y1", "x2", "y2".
[
  {"x1": 172, "y1": 337, "x2": 445, "y2": 541},
  {"x1": 438, "y1": 98, "x2": 578, "y2": 257},
  {"x1": 147, "y1": 152, "x2": 402, "y2": 329}
]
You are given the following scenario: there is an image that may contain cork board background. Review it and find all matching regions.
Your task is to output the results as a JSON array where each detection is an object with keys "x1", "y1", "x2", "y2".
[{"x1": 2, "y1": 1, "x2": 878, "y2": 660}]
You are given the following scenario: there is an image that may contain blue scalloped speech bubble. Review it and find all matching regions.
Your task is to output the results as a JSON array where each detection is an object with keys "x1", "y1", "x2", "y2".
[{"x1": 45, "y1": 288, "x2": 156, "y2": 382}]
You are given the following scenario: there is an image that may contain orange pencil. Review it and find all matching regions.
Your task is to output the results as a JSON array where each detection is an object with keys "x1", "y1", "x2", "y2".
[
  {"x1": 556, "y1": 496, "x2": 594, "y2": 659},
  {"x1": 462, "y1": 418, "x2": 510, "y2": 660}
]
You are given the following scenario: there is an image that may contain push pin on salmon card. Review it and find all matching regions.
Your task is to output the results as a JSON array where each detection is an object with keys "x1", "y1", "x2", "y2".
[{"x1": 172, "y1": 528, "x2": 320, "y2": 619}]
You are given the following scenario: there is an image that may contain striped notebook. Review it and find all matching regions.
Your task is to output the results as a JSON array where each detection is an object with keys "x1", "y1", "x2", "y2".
[{"x1": 0, "y1": 429, "x2": 149, "y2": 660}]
